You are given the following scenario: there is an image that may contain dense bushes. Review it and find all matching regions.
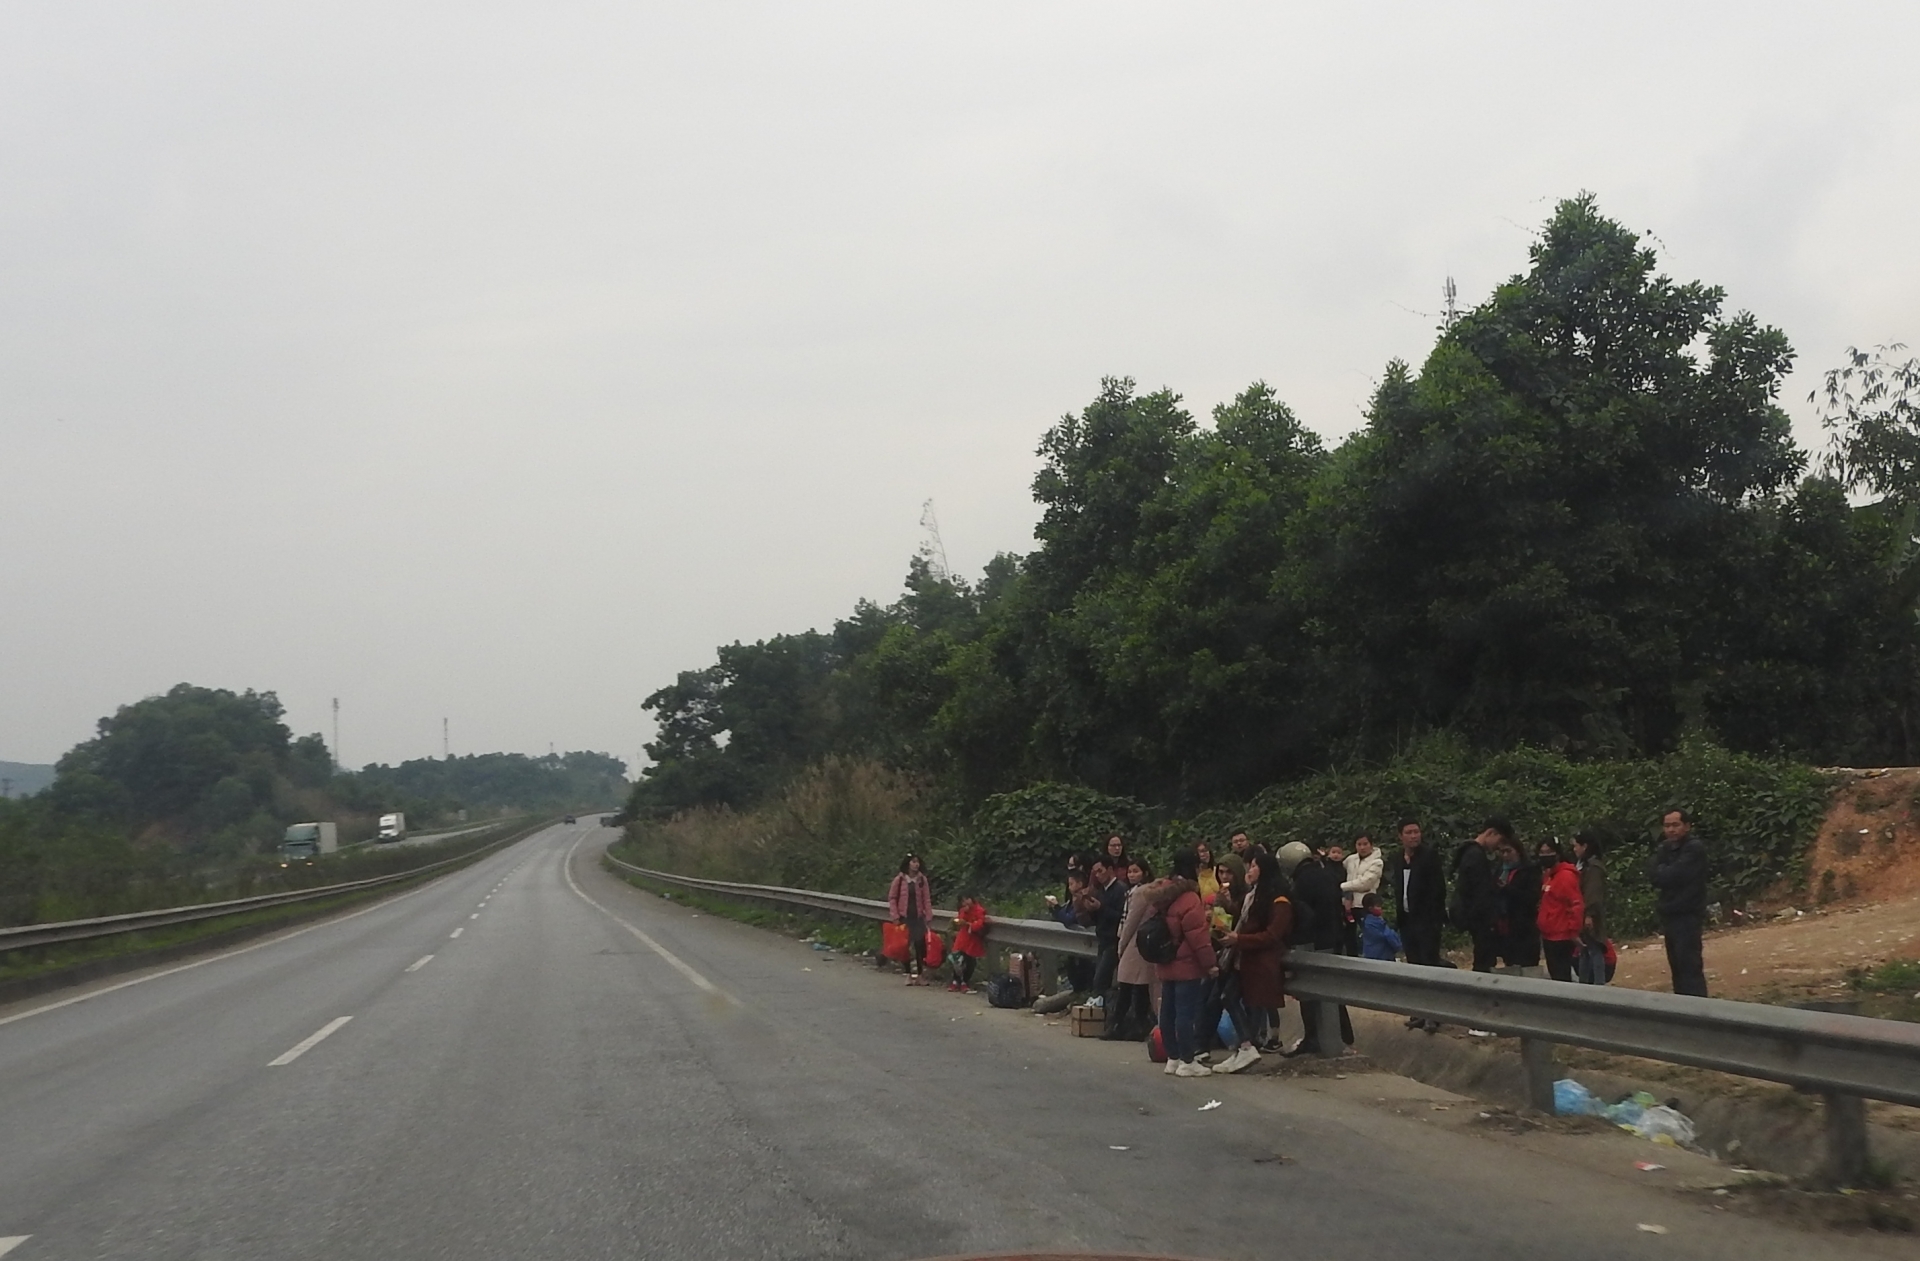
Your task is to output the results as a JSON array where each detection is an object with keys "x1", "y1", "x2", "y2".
[{"x1": 625, "y1": 739, "x2": 1832, "y2": 940}]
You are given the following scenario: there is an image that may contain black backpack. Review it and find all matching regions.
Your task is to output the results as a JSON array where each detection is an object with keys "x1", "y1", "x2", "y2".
[{"x1": 1134, "y1": 908, "x2": 1180, "y2": 965}]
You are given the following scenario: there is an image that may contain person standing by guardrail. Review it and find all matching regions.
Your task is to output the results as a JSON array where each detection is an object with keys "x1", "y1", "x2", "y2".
[
  {"x1": 888, "y1": 854, "x2": 933, "y2": 986},
  {"x1": 1453, "y1": 821, "x2": 1507, "y2": 972},
  {"x1": 1384, "y1": 819, "x2": 1446, "y2": 1032},
  {"x1": 1572, "y1": 831, "x2": 1609, "y2": 984},
  {"x1": 1076, "y1": 854, "x2": 1129, "y2": 1007},
  {"x1": 1149, "y1": 848, "x2": 1218, "y2": 1077},
  {"x1": 1107, "y1": 857, "x2": 1158, "y2": 1041},
  {"x1": 1649, "y1": 808, "x2": 1710, "y2": 997},
  {"x1": 1536, "y1": 841, "x2": 1585, "y2": 982},
  {"x1": 1279, "y1": 841, "x2": 1354, "y2": 1057}
]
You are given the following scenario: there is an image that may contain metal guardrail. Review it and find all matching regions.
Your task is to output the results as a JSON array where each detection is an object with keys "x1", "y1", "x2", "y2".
[
  {"x1": 606, "y1": 854, "x2": 1920, "y2": 1179},
  {"x1": 600, "y1": 855, "x2": 1091, "y2": 957},
  {"x1": 0, "y1": 819, "x2": 546, "y2": 953}
]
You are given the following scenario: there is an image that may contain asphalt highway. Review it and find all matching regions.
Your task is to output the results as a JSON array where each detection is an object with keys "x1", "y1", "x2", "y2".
[{"x1": 0, "y1": 821, "x2": 1899, "y2": 1261}]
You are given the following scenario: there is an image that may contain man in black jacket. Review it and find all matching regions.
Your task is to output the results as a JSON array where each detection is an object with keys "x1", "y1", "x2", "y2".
[
  {"x1": 1456, "y1": 820, "x2": 1508, "y2": 973},
  {"x1": 1384, "y1": 819, "x2": 1446, "y2": 967},
  {"x1": 1649, "y1": 808, "x2": 1710, "y2": 997},
  {"x1": 1076, "y1": 856, "x2": 1129, "y2": 1013}
]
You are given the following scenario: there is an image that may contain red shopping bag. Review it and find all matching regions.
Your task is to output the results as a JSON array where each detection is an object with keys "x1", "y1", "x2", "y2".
[
  {"x1": 922, "y1": 932, "x2": 947, "y2": 969},
  {"x1": 1148, "y1": 1025, "x2": 1168, "y2": 1064},
  {"x1": 880, "y1": 921, "x2": 911, "y2": 963}
]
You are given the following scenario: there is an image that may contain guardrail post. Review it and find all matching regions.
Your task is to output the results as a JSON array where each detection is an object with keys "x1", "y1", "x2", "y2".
[
  {"x1": 1821, "y1": 1092, "x2": 1871, "y2": 1187},
  {"x1": 1312, "y1": 1000, "x2": 1343, "y2": 1058},
  {"x1": 1519, "y1": 1037, "x2": 1557, "y2": 1113}
]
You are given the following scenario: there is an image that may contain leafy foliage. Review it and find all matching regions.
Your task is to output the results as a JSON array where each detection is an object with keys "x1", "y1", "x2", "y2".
[{"x1": 626, "y1": 195, "x2": 1910, "y2": 916}]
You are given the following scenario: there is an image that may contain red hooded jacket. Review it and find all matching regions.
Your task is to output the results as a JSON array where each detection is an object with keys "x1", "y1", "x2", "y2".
[{"x1": 1537, "y1": 861, "x2": 1586, "y2": 942}]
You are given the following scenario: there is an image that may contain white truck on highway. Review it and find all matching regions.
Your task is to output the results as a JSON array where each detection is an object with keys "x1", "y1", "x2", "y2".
[
  {"x1": 279, "y1": 822, "x2": 338, "y2": 866},
  {"x1": 377, "y1": 812, "x2": 407, "y2": 842}
]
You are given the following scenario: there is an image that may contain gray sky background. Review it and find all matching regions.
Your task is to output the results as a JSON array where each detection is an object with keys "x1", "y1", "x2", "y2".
[{"x1": 4, "y1": 2, "x2": 1916, "y2": 771}]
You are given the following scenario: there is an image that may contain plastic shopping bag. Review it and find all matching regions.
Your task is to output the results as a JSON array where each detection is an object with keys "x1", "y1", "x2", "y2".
[{"x1": 880, "y1": 921, "x2": 911, "y2": 963}]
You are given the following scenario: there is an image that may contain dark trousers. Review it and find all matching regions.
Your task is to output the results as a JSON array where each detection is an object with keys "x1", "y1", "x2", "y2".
[
  {"x1": 1297, "y1": 945, "x2": 1354, "y2": 1050},
  {"x1": 1470, "y1": 929, "x2": 1501, "y2": 973},
  {"x1": 1662, "y1": 914, "x2": 1708, "y2": 997},
  {"x1": 1092, "y1": 941, "x2": 1118, "y2": 995},
  {"x1": 1401, "y1": 915, "x2": 1444, "y2": 966},
  {"x1": 1108, "y1": 982, "x2": 1153, "y2": 1038},
  {"x1": 1159, "y1": 978, "x2": 1205, "y2": 1063},
  {"x1": 952, "y1": 953, "x2": 977, "y2": 986},
  {"x1": 905, "y1": 914, "x2": 926, "y2": 975},
  {"x1": 1577, "y1": 939, "x2": 1608, "y2": 985},
  {"x1": 1541, "y1": 938, "x2": 1576, "y2": 982}
]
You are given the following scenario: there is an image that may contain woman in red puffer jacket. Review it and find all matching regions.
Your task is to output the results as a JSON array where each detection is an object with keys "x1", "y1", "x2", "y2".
[
  {"x1": 1148, "y1": 847, "x2": 1219, "y2": 1077},
  {"x1": 1535, "y1": 840, "x2": 1586, "y2": 983}
]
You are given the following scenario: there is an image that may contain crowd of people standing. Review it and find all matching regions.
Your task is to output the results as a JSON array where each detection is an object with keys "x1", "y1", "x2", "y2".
[{"x1": 885, "y1": 808, "x2": 1713, "y2": 1077}]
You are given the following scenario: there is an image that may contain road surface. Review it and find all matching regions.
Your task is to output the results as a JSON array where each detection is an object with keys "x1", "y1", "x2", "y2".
[{"x1": 0, "y1": 822, "x2": 1897, "y2": 1260}]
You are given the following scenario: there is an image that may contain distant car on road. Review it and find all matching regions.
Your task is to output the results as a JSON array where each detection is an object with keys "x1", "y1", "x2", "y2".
[{"x1": 564, "y1": 815, "x2": 575, "y2": 824}]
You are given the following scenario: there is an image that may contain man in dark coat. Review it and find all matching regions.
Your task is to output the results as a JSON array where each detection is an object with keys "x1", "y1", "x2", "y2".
[
  {"x1": 1384, "y1": 819, "x2": 1446, "y2": 966},
  {"x1": 1455, "y1": 820, "x2": 1507, "y2": 973},
  {"x1": 1279, "y1": 841, "x2": 1354, "y2": 1056},
  {"x1": 1648, "y1": 808, "x2": 1710, "y2": 997},
  {"x1": 1076, "y1": 856, "x2": 1129, "y2": 1000}
]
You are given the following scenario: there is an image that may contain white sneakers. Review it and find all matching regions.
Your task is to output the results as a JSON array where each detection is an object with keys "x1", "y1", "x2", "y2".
[
  {"x1": 1174, "y1": 1060, "x2": 1213, "y2": 1077},
  {"x1": 1164, "y1": 1057, "x2": 1179, "y2": 1074},
  {"x1": 1216, "y1": 1043, "x2": 1261, "y2": 1074}
]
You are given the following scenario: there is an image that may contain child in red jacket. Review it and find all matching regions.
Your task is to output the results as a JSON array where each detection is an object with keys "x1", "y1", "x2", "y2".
[{"x1": 949, "y1": 895, "x2": 988, "y2": 992}]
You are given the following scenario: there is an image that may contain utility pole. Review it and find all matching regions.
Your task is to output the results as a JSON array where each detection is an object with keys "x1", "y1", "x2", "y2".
[
  {"x1": 443, "y1": 717, "x2": 449, "y2": 760},
  {"x1": 332, "y1": 698, "x2": 341, "y2": 771}
]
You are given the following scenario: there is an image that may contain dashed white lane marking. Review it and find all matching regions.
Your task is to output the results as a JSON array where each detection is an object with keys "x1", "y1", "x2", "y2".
[
  {"x1": 0, "y1": 1236, "x2": 30, "y2": 1258},
  {"x1": 560, "y1": 836, "x2": 733, "y2": 1003},
  {"x1": 268, "y1": 1016, "x2": 352, "y2": 1066},
  {"x1": 449, "y1": 927, "x2": 464, "y2": 939},
  {"x1": 405, "y1": 955, "x2": 435, "y2": 973},
  {"x1": 469, "y1": 913, "x2": 480, "y2": 920}
]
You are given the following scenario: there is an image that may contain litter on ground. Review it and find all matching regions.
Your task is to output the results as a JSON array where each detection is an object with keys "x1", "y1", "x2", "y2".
[{"x1": 1198, "y1": 1100, "x2": 1223, "y2": 1112}]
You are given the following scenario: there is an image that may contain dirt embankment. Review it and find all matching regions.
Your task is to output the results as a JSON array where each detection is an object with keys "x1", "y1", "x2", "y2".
[{"x1": 1607, "y1": 768, "x2": 1920, "y2": 1006}]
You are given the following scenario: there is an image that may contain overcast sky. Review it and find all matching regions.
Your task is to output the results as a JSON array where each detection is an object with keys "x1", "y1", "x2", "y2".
[{"x1": 3, "y1": 2, "x2": 1916, "y2": 771}]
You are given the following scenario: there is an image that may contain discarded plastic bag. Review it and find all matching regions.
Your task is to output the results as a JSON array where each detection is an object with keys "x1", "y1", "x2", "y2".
[
  {"x1": 1628, "y1": 1105, "x2": 1696, "y2": 1147},
  {"x1": 1553, "y1": 1079, "x2": 1603, "y2": 1117}
]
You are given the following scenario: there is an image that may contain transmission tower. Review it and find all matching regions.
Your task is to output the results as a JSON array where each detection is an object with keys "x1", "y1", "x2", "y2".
[
  {"x1": 332, "y1": 698, "x2": 341, "y2": 771},
  {"x1": 1443, "y1": 276, "x2": 1461, "y2": 328},
  {"x1": 917, "y1": 499, "x2": 950, "y2": 581}
]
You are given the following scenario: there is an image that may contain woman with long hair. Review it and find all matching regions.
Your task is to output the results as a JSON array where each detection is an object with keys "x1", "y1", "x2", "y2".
[
  {"x1": 1106, "y1": 857, "x2": 1158, "y2": 1040},
  {"x1": 1222, "y1": 846, "x2": 1293, "y2": 1072},
  {"x1": 887, "y1": 854, "x2": 934, "y2": 985}
]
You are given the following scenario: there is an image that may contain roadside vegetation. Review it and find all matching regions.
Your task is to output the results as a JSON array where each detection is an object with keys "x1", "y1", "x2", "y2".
[
  {"x1": 1, "y1": 683, "x2": 622, "y2": 927},
  {"x1": 625, "y1": 195, "x2": 1907, "y2": 926}
]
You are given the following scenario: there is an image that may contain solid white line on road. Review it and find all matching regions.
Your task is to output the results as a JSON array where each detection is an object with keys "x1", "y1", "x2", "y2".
[
  {"x1": 449, "y1": 927, "x2": 464, "y2": 939},
  {"x1": 0, "y1": 857, "x2": 489, "y2": 1031},
  {"x1": 405, "y1": 954, "x2": 435, "y2": 973},
  {"x1": 561, "y1": 836, "x2": 734, "y2": 1004},
  {"x1": 0, "y1": 1236, "x2": 30, "y2": 1258},
  {"x1": 268, "y1": 1016, "x2": 352, "y2": 1066}
]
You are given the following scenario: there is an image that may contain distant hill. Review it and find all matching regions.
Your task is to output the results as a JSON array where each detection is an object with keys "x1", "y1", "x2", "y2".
[{"x1": 0, "y1": 761, "x2": 56, "y2": 798}]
